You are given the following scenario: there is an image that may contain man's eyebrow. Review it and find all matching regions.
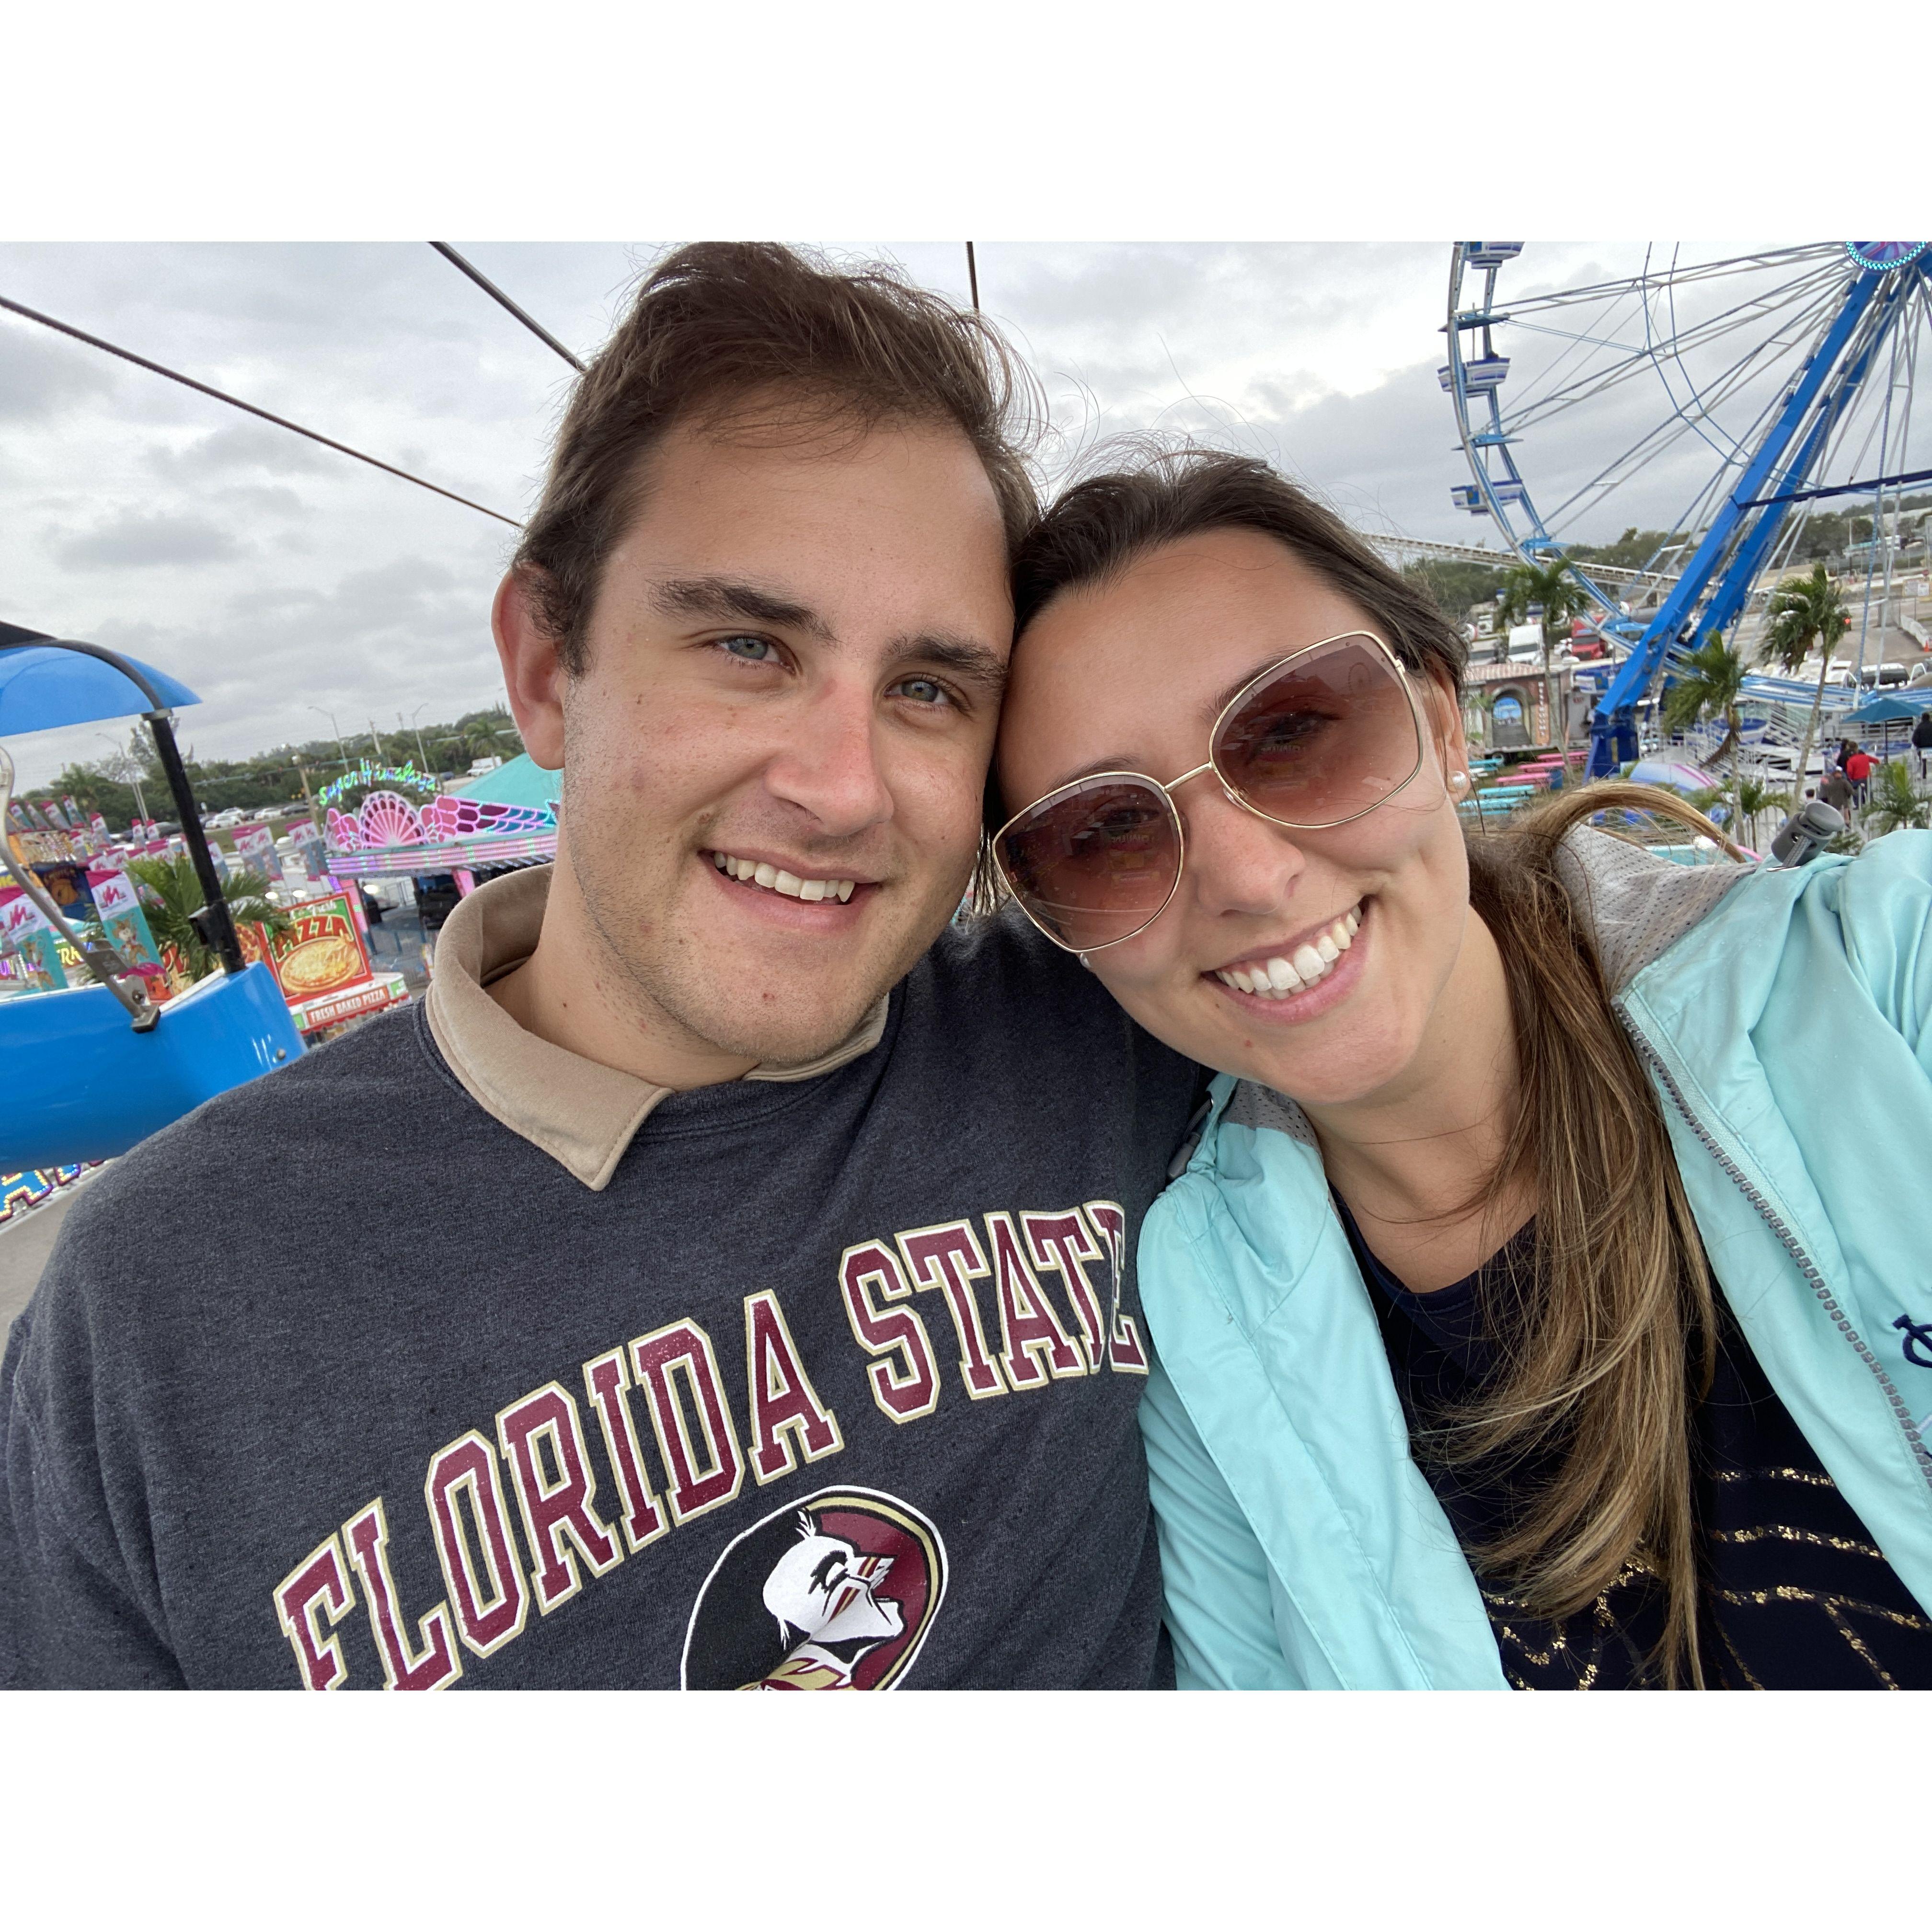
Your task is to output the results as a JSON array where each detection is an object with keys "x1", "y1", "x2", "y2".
[
  {"x1": 894, "y1": 633, "x2": 1009, "y2": 699},
  {"x1": 649, "y1": 575, "x2": 835, "y2": 642}
]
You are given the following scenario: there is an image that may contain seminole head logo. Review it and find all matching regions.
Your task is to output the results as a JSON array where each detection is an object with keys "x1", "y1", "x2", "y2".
[{"x1": 681, "y1": 1487, "x2": 947, "y2": 1690}]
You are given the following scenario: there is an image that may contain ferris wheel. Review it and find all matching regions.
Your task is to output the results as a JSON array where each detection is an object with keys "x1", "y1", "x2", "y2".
[{"x1": 1438, "y1": 241, "x2": 1932, "y2": 776}]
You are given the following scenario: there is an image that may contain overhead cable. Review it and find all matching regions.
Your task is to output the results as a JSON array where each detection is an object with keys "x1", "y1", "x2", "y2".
[
  {"x1": 429, "y1": 242, "x2": 586, "y2": 372},
  {"x1": 0, "y1": 291, "x2": 523, "y2": 528}
]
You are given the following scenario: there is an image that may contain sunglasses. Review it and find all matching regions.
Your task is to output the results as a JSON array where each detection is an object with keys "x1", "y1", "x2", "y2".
[{"x1": 993, "y1": 629, "x2": 1426, "y2": 954}]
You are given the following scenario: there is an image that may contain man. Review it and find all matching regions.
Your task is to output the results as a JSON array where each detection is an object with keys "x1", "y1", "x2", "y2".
[
  {"x1": 0, "y1": 244, "x2": 1199, "y2": 1689},
  {"x1": 1843, "y1": 743, "x2": 1874, "y2": 813}
]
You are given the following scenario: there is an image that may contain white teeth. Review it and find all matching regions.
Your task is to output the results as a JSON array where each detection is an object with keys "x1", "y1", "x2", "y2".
[
  {"x1": 1216, "y1": 904, "x2": 1363, "y2": 1002},
  {"x1": 711, "y1": 853, "x2": 859, "y2": 905}
]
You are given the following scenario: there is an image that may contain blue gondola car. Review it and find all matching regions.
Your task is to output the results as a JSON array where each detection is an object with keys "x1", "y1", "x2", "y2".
[
  {"x1": 1461, "y1": 242, "x2": 1524, "y2": 269},
  {"x1": 1439, "y1": 356, "x2": 1510, "y2": 392},
  {"x1": 0, "y1": 624, "x2": 303, "y2": 1173}
]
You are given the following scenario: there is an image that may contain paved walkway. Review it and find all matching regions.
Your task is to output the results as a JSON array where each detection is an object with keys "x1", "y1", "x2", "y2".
[{"x1": 0, "y1": 1184, "x2": 91, "y2": 1339}]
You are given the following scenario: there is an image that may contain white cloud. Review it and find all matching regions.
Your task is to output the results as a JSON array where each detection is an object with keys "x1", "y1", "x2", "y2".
[{"x1": 7, "y1": 239, "x2": 1911, "y2": 788}]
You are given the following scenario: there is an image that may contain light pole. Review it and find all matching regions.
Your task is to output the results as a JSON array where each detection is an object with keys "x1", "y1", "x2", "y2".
[
  {"x1": 94, "y1": 731, "x2": 148, "y2": 828},
  {"x1": 368, "y1": 718, "x2": 388, "y2": 761},
  {"x1": 407, "y1": 704, "x2": 434, "y2": 782},
  {"x1": 308, "y1": 705, "x2": 350, "y2": 773}
]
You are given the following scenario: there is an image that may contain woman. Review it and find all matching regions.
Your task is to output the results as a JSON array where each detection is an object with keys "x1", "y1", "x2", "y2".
[{"x1": 990, "y1": 450, "x2": 1932, "y2": 1689}]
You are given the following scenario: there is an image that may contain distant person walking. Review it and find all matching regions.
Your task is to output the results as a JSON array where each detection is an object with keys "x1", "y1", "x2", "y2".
[
  {"x1": 1912, "y1": 706, "x2": 1932, "y2": 780},
  {"x1": 1821, "y1": 767, "x2": 1854, "y2": 819},
  {"x1": 1845, "y1": 745, "x2": 1875, "y2": 813}
]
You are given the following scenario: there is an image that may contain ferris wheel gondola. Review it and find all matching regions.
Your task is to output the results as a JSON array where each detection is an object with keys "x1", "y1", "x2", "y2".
[{"x1": 1439, "y1": 241, "x2": 1932, "y2": 777}]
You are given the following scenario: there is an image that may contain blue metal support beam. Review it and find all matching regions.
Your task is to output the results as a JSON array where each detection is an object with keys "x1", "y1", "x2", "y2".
[
  {"x1": 1586, "y1": 267, "x2": 1886, "y2": 776},
  {"x1": 1699, "y1": 286, "x2": 1909, "y2": 642}
]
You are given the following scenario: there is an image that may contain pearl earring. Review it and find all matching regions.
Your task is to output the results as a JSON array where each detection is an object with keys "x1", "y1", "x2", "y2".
[
  {"x1": 1078, "y1": 952, "x2": 1092, "y2": 970},
  {"x1": 1449, "y1": 770, "x2": 1472, "y2": 795}
]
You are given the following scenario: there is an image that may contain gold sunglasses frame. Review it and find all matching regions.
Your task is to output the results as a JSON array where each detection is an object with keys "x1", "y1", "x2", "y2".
[{"x1": 993, "y1": 629, "x2": 1428, "y2": 955}]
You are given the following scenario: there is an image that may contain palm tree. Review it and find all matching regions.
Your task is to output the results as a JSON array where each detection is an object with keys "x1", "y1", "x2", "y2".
[
  {"x1": 1759, "y1": 564, "x2": 1852, "y2": 811},
  {"x1": 1496, "y1": 559, "x2": 1594, "y2": 749},
  {"x1": 1661, "y1": 630, "x2": 1748, "y2": 820},
  {"x1": 127, "y1": 853, "x2": 287, "y2": 984},
  {"x1": 1735, "y1": 775, "x2": 1778, "y2": 853},
  {"x1": 1862, "y1": 758, "x2": 1932, "y2": 840}
]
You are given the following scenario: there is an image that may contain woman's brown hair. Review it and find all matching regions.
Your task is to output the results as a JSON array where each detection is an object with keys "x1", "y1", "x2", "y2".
[{"x1": 1008, "y1": 446, "x2": 1725, "y2": 1685}]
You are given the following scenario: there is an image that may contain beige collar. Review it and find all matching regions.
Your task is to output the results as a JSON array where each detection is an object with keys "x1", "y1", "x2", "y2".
[{"x1": 424, "y1": 865, "x2": 887, "y2": 1190}]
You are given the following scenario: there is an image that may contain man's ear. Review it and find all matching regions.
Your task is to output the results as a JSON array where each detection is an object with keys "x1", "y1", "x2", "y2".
[{"x1": 492, "y1": 565, "x2": 569, "y2": 770}]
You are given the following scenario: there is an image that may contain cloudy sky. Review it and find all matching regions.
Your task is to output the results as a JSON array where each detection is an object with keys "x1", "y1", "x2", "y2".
[{"x1": 2, "y1": 239, "x2": 1890, "y2": 788}]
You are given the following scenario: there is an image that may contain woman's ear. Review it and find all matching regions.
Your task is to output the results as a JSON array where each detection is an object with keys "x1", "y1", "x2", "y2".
[{"x1": 1418, "y1": 667, "x2": 1472, "y2": 784}]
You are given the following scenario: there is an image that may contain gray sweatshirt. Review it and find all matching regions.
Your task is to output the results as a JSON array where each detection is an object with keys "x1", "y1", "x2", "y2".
[{"x1": 1, "y1": 869, "x2": 1199, "y2": 1689}]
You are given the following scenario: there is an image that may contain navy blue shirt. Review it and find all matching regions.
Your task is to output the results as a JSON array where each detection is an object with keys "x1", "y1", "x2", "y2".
[{"x1": 1334, "y1": 1195, "x2": 1932, "y2": 1690}]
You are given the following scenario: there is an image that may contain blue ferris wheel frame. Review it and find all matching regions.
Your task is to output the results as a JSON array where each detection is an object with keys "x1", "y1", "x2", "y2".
[{"x1": 1440, "y1": 242, "x2": 1930, "y2": 779}]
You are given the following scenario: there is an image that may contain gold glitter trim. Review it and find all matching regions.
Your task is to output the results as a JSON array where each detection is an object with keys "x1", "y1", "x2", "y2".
[
  {"x1": 1711, "y1": 1585, "x2": 1931, "y2": 1690},
  {"x1": 1707, "y1": 1522, "x2": 1887, "y2": 1561},
  {"x1": 1708, "y1": 1465, "x2": 1838, "y2": 1488}
]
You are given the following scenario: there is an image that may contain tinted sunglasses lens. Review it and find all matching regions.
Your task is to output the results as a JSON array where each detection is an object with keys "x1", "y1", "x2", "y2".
[
  {"x1": 996, "y1": 777, "x2": 1180, "y2": 950},
  {"x1": 1213, "y1": 633, "x2": 1421, "y2": 827}
]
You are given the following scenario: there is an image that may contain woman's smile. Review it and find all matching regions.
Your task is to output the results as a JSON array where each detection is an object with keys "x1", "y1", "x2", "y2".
[{"x1": 1203, "y1": 899, "x2": 1367, "y2": 1023}]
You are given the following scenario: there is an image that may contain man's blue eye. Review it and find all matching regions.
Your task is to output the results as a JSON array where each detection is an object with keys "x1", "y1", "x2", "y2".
[
  {"x1": 721, "y1": 635, "x2": 776, "y2": 663},
  {"x1": 897, "y1": 678, "x2": 949, "y2": 706}
]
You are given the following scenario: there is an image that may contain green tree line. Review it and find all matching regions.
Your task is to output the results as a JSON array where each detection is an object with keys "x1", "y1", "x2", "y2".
[{"x1": 40, "y1": 706, "x2": 524, "y2": 832}]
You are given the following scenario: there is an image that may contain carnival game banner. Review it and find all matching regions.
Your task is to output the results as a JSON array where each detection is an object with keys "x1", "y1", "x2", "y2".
[
  {"x1": 85, "y1": 866, "x2": 165, "y2": 983},
  {"x1": 231, "y1": 822, "x2": 276, "y2": 873},
  {"x1": 0, "y1": 886, "x2": 67, "y2": 990}
]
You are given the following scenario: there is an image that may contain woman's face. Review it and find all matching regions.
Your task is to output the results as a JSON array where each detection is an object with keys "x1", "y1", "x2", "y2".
[{"x1": 997, "y1": 528, "x2": 1477, "y2": 1109}]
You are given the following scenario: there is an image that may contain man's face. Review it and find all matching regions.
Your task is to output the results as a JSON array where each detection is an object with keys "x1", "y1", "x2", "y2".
[{"x1": 531, "y1": 413, "x2": 1011, "y2": 1069}]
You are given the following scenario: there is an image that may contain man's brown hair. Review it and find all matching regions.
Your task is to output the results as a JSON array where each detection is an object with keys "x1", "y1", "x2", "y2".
[{"x1": 514, "y1": 242, "x2": 1040, "y2": 673}]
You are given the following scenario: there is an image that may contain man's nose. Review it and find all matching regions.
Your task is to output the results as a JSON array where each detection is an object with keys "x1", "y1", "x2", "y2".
[
  {"x1": 1180, "y1": 780, "x2": 1307, "y2": 918},
  {"x1": 761, "y1": 683, "x2": 896, "y2": 838}
]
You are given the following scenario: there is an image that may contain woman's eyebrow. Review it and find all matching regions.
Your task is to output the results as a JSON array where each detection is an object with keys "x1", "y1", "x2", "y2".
[
  {"x1": 1043, "y1": 755, "x2": 1152, "y2": 791},
  {"x1": 1203, "y1": 653, "x2": 1294, "y2": 722}
]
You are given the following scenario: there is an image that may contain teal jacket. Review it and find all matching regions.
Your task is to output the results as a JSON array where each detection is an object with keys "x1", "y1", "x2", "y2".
[{"x1": 1138, "y1": 828, "x2": 1932, "y2": 1689}]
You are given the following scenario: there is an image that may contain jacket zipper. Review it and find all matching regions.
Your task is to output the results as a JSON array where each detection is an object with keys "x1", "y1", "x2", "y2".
[{"x1": 1618, "y1": 1006, "x2": 1932, "y2": 1491}]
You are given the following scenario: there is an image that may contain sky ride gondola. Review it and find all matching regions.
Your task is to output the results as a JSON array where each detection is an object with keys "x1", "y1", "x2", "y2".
[
  {"x1": 0, "y1": 626, "x2": 303, "y2": 1173},
  {"x1": 1438, "y1": 241, "x2": 1932, "y2": 776}
]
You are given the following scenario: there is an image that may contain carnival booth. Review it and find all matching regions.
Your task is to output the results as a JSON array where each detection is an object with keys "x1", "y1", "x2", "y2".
[
  {"x1": 321, "y1": 752, "x2": 558, "y2": 907},
  {"x1": 0, "y1": 624, "x2": 303, "y2": 1173}
]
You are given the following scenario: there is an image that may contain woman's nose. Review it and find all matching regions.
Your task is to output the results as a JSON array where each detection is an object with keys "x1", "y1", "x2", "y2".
[{"x1": 1180, "y1": 781, "x2": 1306, "y2": 918}]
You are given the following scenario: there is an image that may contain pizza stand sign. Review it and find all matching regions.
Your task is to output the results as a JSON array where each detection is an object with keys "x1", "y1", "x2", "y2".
[{"x1": 240, "y1": 891, "x2": 408, "y2": 1034}]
